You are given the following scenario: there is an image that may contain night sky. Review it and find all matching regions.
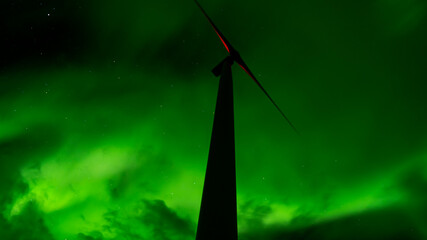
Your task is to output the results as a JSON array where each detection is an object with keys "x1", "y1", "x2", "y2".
[{"x1": 1, "y1": 0, "x2": 427, "y2": 239}]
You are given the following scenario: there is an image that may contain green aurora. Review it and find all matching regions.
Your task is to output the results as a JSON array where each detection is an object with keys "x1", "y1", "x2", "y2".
[{"x1": 1, "y1": 0, "x2": 427, "y2": 239}]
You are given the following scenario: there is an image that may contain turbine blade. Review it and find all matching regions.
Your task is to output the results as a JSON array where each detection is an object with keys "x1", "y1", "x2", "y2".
[
  {"x1": 194, "y1": 0, "x2": 233, "y2": 53},
  {"x1": 237, "y1": 59, "x2": 300, "y2": 135}
]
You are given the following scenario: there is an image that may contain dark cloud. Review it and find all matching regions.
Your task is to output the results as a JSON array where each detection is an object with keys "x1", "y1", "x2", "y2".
[
  {"x1": 99, "y1": 199, "x2": 195, "y2": 240},
  {"x1": 0, "y1": 202, "x2": 55, "y2": 240},
  {"x1": 138, "y1": 199, "x2": 195, "y2": 240},
  {"x1": 398, "y1": 167, "x2": 427, "y2": 238},
  {"x1": 0, "y1": 125, "x2": 61, "y2": 239},
  {"x1": 240, "y1": 207, "x2": 423, "y2": 240},
  {"x1": 238, "y1": 200, "x2": 272, "y2": 230},
  {"x1": 76, "y1": 232, "x2": 105, "y2": 240},
  {"x1": 0, "y1": 124, "x2": 61, "y2": 204},
  {"x1": 401, "y1": 168, "x2": 427, "y2": 204},
  {"x1": 0, "y1": 124, "x2": 61, "y2": 162}
]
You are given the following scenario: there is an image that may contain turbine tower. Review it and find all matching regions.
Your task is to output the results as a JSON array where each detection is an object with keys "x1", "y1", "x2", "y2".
[{"x1": 194, "y1": 1, "x2": 299, "y2": 239}]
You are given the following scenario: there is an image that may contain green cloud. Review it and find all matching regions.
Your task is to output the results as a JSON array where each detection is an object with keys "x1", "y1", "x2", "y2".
[{"x1": 0, "y1": 202, "x2": 55, "y2": 240}]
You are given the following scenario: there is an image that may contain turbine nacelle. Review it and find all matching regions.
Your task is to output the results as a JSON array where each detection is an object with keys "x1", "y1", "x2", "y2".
[
  {"x1": 195, "y1": 0, "x2": 299, "y2": 135},
  {"x1": 211, "y1": 49, "x2": 244, "y2": 77}
]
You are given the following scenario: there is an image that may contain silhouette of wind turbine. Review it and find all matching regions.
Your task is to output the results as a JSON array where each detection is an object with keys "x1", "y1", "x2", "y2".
[
  {"x1": 194, "y1": 0, "x2": 299, "y2": 135},
  {"x1": 194, "y1": 1, "x2": 299, "y2": 239}
]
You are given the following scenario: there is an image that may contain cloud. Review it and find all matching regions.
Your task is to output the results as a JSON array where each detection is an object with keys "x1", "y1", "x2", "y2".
[
  {"x1": 0, "y1": 202, "x2": 55, "y2": 240},
  {"x1": 240, "y1": 206, "x2": 423, "y2": 240},
  {"x1": 0, "y1": 124, "x2": 62, "y2": 215},
  {"x1": 398, "y1": 166, "x2": 427, "y2": 238},
  {"x1": 238, "y1": 200, "x2": 273, "y2": 231},
  {"x1": 98, "y1": 199, "x2": 195, "y2": 240},
  {"x1": 139, "y1": 199, "x2": 195, "y2": 240},
  {"x1": 76, "y1": 232, "x2": 105, "y2": 240}
]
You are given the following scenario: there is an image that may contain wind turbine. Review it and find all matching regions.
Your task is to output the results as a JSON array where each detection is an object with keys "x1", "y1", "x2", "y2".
[{"x1": 194, "y1": 1, "x2": 299, "y2": 239}]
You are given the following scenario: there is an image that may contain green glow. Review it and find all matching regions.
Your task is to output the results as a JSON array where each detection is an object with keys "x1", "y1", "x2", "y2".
[{"x1": 1, "y1": 0, "x2": 426, "y2": 239}]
